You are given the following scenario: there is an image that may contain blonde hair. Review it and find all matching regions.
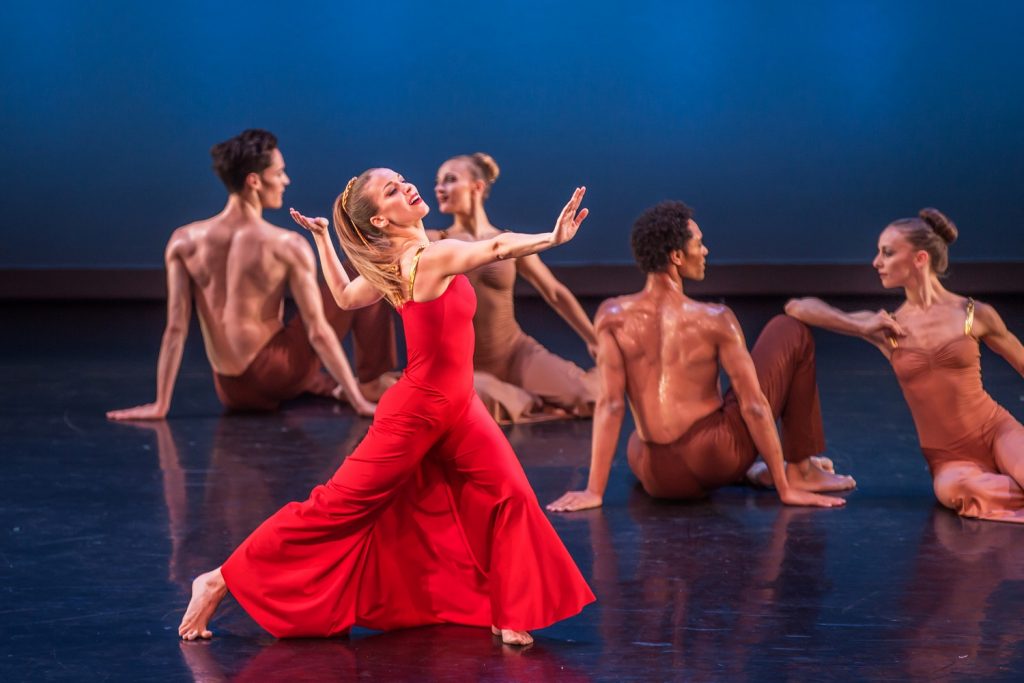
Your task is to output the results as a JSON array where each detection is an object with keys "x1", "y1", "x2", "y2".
[
  {"x1": 889, "y1": 207, "x2": 959, "y2": 276},
  {"x1": 451, "y1": 152, "x2": 500, "y2": 199},
  {"x1": 332, "y1": 169, "x2": 407, "y2": 307}
]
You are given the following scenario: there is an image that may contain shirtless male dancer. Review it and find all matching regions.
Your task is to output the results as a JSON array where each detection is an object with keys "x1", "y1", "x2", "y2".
[
  {"x1": 548, "y1": 201, "x2": 855, "y2": 512},
  {"x1": 108, "y1": 129, "x2": 392, "y2": 420}
]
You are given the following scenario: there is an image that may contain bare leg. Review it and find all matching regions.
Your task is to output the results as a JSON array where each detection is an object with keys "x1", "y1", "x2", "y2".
[
  {"x1": 994, "y1": 421, "x2": 1024, "y2": 487},
  {"x1": 178, "y1": 568, "x2": 228, "y2": 640},
  {"x1": 933, "y1": 460, "x2": 1024, "y2": 524}
]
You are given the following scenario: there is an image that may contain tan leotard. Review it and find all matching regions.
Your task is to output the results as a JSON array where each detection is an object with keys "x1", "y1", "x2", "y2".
[
  {"x1": 439, "y1": 230, "x2": 598, "y2": 422},
  {"x1": 889, "y1": 299, "x2": 1019, "y2": 474}
]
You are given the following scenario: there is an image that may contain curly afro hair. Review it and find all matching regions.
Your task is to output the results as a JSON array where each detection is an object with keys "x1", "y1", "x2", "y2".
[
  {"x1": 210, "y1": 129, "x2": 278, "y2": 193},
  {"x1": 631, "y1": 201, "x2": 694, "y2": 273}
]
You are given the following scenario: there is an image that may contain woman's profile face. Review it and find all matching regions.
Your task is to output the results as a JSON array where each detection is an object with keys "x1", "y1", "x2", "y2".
[
  {"x1": 434, "y1": 160, "x2": 479, "y2": 215},
  {"x1": 364, "y1": 168, "x2": 430, "y2": 229},
  {"x1": 873, "y1": 226, "x2": 919, "y2": 288}
]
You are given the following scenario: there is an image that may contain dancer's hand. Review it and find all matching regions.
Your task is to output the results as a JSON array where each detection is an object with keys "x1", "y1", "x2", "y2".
[
  {"x1": 778, "y1": 488, "x2": 846, "y2": 508},
  {"x1": 107, "y1": 402, "x2": 167, "y2": 421},
  {"x1": 290, "y1": 208, "x2": 329, "y2": 236},
  {"x1": 546, "y1": 489, "x2": 602, "y2": 512},
  {"x1": 551, "y1": 187, "x2": 589, "y2": 246},
  {"x1": 859, "y1": 310, "x2": 905, "y2": 339}
]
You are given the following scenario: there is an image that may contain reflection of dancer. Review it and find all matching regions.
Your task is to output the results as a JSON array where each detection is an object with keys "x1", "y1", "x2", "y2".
[
  {"x1": 124, "y1": 417, "x2": 363, "y2": 591},
  {"x1": 107, "y1": 129, "x2": 390, "y2": 420},
  {"x1": 430, "y1": 153, "x2": 598, "y2": 422},
  {"x1": 787, "y1": 208, "x2": 1024, "y2": 522},
  {"x1": 579, "y1": 496, "x2": 830, "y2": 680},
  {"x1": 549, "y1": 201, "x2": 853, "y2": 513},
  {"x1": 897, "y1": 511, "x2": 1024, "y2": 679},
  {"x1": 180, "y1": 625, "x2": 593, "y2": 682},
  {"x1": 179, "y1": 169, "x2": 595, "y2": 645}
]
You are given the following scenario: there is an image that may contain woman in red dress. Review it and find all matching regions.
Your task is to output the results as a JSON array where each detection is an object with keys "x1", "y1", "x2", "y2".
[{"x1": 178, "y1": 169, "x2": 595, "y2": 646}]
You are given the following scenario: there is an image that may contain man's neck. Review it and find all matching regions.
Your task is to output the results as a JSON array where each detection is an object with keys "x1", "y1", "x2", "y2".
[
  {"x1": 643, "y1": 270, "x2": 687, "y2": 298},
  {"x1": 221, "y1": 193, "x2": 264, "y2": 222}
]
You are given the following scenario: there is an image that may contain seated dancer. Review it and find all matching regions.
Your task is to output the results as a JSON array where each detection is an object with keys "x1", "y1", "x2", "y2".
[
  {"x1": 428, "y1": 153, "x2": 598, "y2": 422},
  {"x1": 786, "y1": 208, "x2": 1024, "y2": 523},
  {"x1": 548, "y1": 201, "x2": 854, "y2": 512},
  {"x1": 107, "y1": 129, "x2": 392, "y2": 420},
  {"x1": 178, "y1": 170, "x2": 595, "y2": 645}
]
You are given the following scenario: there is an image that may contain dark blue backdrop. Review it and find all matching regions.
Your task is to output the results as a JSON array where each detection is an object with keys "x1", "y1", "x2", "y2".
[{"x1": 2, "y1": 1, "x2": 1022, "y2": 267}]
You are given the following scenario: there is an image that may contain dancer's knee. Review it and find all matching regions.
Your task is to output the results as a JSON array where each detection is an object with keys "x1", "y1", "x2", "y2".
[{"x1": 765, "y1": 314, "x2": 814, "y2": 352}]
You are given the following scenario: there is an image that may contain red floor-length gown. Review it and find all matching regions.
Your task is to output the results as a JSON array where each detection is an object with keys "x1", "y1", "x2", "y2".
[{"x1": 220, "y1": 273, "x2": 595, "y2": 636}]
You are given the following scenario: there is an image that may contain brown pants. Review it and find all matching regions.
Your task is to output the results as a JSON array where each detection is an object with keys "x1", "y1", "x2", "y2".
[
  {"x1": 627, "y1": 315, "x2": 825, "y2": 498},
  {"x1": 213, "y1": 271, "x2": 396, "y2": 411}
]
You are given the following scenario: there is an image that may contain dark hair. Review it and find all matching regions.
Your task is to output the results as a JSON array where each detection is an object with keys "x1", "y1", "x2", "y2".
[
  {"x1": 209, "y1": 129, "x2": 279, "y2": 193},
  {"x1": 889, "y1": 207, "x2": 958, "y2": 276},
  {"x1": 631, "y1": 201, "x2": 695, "y2": 273}
]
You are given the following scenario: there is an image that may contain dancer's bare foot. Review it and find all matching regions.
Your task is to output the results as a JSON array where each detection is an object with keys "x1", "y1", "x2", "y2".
[
  {"x1": 789, "y1": 458, "x2": 856, "y2": 492},
  {"x1": 492, "y1": 625, "x2": 534, "y2": 646},
  {"x1": 746, "y1": 457, "x2": 851, "y2": 491},
  {"x1": 179, "y1": 568, "x2": 228, "y2": 641}
]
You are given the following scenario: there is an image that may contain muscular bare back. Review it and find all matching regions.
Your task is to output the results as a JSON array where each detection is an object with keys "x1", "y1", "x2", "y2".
[
  {"x1": 599, "y1": 289, "x2": 733, "y2": 444},
  {"x1": 170, "y1": 213, "x2": 301, "y2": 376}
]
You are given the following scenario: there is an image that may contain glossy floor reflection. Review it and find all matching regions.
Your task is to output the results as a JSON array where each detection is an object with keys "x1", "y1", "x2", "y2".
[{"x1": 2, "y1": 297, "x2": 1023, "y2": 681}]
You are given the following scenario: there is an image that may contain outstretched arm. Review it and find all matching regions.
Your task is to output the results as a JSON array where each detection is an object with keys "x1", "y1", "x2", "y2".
[
  {"x1": 547, "y1": 303, "x2": 625, "y2": 512},
  {"x1": 785, "y1": 297, "x2": 903, "y2": 356},
  {"x1": 517, "y1": 253, "x2": 598, "y2": 356},
  {"x1": 280, "y1": 234, "x2": 376, "y2": 416},
  {"x1": 975, "y1": 302, "x2": 1024, "y2": 377},
  {"x1": 290, "y1": 209, "x2": 384, "y2": 310},
  {"x1": 418, "y1": 187, "x2": 589, "y2": 281},
  {"x1": 107, "y1": 239, "x2": 192, "y2": 420},
  {"x1": 717, "y1": 310, "x2": 845, "y2": 508}
]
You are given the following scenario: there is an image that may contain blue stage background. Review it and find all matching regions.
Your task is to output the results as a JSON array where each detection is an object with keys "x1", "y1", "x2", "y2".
[{"x1": 2, "y1": 1, "x2": 1022, "y2": 267}]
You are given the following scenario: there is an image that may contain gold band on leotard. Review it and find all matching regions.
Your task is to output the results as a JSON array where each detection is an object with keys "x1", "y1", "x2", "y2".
[
  {"x1": 887, "y1": 311, "x2": 899, "y2": 349},
  {"x1": 965, "y1": 298, "x2": 975, "y2": 337},
  {"x1": 408, "y1": 244, "x2": 429, "y2": 302}
]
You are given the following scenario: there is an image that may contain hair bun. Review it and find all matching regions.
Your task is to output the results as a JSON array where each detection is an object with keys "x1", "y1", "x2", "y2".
[
  {"x1": 471, "y1": 152, "x2": 500, "y2": 184},
  {"x1": 919, "y1": 208, "x2": 958, "y2": 244}
]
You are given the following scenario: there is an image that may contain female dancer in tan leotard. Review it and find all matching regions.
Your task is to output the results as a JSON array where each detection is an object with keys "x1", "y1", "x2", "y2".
[
  {"x1": 430, "y1": 153, "x2": 599, "y2": 423},
  {"x1": 786, "y1": 208, "x2": 1024, "y2": 522}
]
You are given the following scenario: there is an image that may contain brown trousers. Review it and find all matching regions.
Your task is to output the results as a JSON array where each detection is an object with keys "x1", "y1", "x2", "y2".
[
  {"x1": 213, "y1": 271, "x2": 396, "y2": 411},
  {"x1": 628, "y1": 315, "x2": 825, "y2": 498}
]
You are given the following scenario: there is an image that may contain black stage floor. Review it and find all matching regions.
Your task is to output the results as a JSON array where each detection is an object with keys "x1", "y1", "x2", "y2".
[{"x1": 2, "y1": 296, "x2": 1023, "y2": 682}]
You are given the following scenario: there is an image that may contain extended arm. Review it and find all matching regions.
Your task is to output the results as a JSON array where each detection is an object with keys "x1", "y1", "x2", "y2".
[
  {"x1": 717, "y1": 311, "x2": 845, "y2": 508},
  {"x1": 418, "y1": 187, "x2": 588, "y2": 280},
  {"x1": 107, "y1": 240, "x2": 192, "y2": 420},
  {"x1": 282, "y1": 235, "x2": 376, "y2": 416},
  {"x1": 976, "y1": 302, "x2": 1024, "y2": 377},
  {"x1": 517, "y1": 253, "x2": 598, "y2": 354},
  {"x1": 547, "y1": 304, "x2": 625, "y2": 512},
  {"x1": 290, "y1": 209, "x2": 385, "y2": 310},
  {"x1": 785, "y1": 297, "x2": 903, "y2": 355}
]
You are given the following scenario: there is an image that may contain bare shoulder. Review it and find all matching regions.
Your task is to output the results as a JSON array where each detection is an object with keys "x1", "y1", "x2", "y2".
[
  {"x1": 696, "y1": 301, "x2": 743, "y2": 340},
  {"x1": 595, "y1": 293, "x2": 641, "y2": 330},
  {"x1": 165, "y1": 222, "x2": 202, "y2": 259},
  {"x1": 271, "y1": 229, "x2": 315, "y2": 266},
  {"x1": 972, "y1": 299, "x2": 1008, "y2": 334},
  {"x1": 425, "y1": 228, "x2": 445, "y2": 242}
]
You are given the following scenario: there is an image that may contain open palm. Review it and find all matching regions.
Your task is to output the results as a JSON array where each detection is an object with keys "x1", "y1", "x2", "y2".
[
  {"x1": 289, "y1": 208, "x2": 329, "y2": 236},
  {"x1": 551, "y1": 187, "x2": 589, "y2": 246}
]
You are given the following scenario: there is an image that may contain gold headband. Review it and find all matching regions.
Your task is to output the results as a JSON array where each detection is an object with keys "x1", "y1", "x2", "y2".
[{"x1": 340, "y1": 176, "x2": 372, "y2": 249}]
